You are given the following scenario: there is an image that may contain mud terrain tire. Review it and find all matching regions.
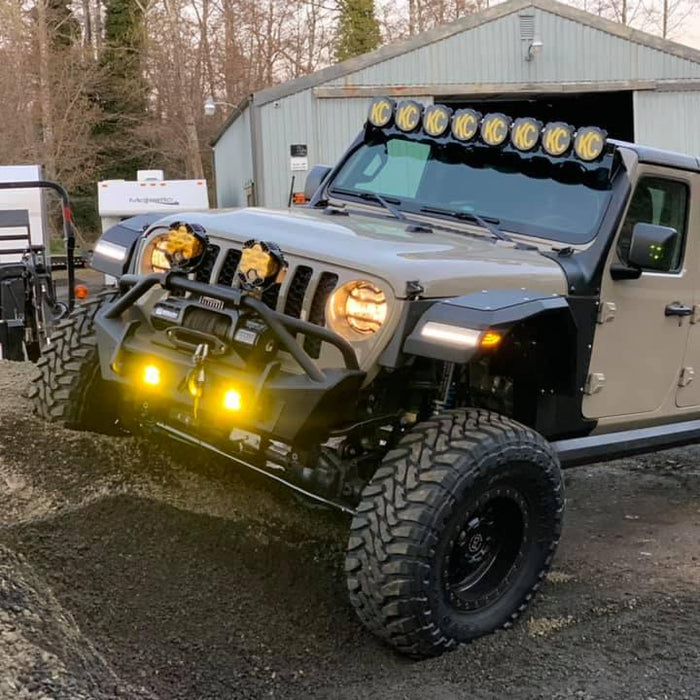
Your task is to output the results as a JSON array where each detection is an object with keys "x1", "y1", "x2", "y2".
[
  {"x1": 29, "y1": 292, "x2": 122, "y2": 434},
  {"x1": 346, "y1": 409, "x2": 564, "y2": 658}
]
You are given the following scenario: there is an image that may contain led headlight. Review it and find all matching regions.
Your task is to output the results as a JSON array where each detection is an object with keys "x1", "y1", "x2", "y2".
[
  {"x1": 328, "y1": 281, "x2": 388, "y2": 338},
  {"x1": 141, "y1": 222, "x2": 207, "y2": 274}
]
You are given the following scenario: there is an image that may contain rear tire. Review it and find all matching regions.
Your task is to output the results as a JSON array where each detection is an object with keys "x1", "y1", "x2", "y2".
[
  {"x1": 29, "y1": 291, "x2": 123, "y2": 434},
  {"x1": 345, "y1": 409, "x2": 564, "y2": 658}
]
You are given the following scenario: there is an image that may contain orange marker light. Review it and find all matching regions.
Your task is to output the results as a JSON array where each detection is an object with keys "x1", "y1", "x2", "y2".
[
  {"x1": 480, "y1": 331, "x2": 503, "y2": 348},
  {"x1": 74, "y1": 284, "x2": 89, "y2": 300}
]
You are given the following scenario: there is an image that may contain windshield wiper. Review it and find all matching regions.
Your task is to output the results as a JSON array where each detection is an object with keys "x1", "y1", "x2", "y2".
[
  {"x1": 418, "y1": 206, "x2": 514, "y2": 243},
  {"x1": 330, "y1": 188, "x2": 432, "y2": 233}
]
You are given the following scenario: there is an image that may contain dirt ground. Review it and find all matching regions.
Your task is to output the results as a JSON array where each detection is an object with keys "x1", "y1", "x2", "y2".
[{"x1": 0, "y1": 359, "x2": 698, "y2": 699}]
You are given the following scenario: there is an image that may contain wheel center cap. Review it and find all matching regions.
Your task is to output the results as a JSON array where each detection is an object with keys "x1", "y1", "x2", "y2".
[{"x1": 468, "y1": 533, "x2": 484, "y2": 554}]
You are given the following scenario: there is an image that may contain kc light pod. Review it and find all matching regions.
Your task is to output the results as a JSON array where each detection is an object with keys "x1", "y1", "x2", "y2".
[
  {"x1": 367, "y1": 96, "x2": 394, "y2": 128},
  {"x1": 422, "y1": 104, "x2": 452, "y2": 137},
  {"x1": 573, "y1": 126, "x2": 607, "y2": 162},
  {"x1": 394, "y1": 100, "x2": 423, "y2": 132},
  {"x1": 480, "y1": 113, "x2": 512, "y2": 147},
  {"x1": 541, "y1": 122, "x2": 574, "y2": 157},
  {"x1": 511, "y1": 117, "x2": 543, "y2": 152},
  {"x1": 451, "y1": 108, "x2": 481, "y2": 142}
]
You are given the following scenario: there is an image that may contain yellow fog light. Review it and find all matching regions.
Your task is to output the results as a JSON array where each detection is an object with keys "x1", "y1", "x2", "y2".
[
  {"x1": 223, "y1": 388, "x2": 242, "y2": 412},
  {"x1": 142, "y1": 364, "x2": 161, "y2": 386}
]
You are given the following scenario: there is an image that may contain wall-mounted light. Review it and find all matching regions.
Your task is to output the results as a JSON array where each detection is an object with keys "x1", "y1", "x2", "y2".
[
  {"x1": 204, "y1": 96, "x2": 236, "y2": 117},
  {"x1": 526, "y1": 36, "x2": 544, "y2": 61}
]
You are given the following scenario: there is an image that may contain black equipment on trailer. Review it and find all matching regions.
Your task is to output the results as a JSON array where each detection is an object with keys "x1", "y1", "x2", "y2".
[{"x1": 0, "y1": 180, "x2": 76, "y2": 361}]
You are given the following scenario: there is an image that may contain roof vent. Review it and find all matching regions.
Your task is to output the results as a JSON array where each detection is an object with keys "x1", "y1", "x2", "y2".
[{"x1": 519, "y1": 13, "x2": 535, "y2": 41}]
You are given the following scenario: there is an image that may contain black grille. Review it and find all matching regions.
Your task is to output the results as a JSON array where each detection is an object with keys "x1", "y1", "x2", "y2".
[
  {"x1": 261, "y1": 283, "x2": 280, "y2": 310},
  {"x1": 283, "y1": 265, "x2": 312, "y2": 319},
  {"x1": 217, "y1": 248, "x2": 242, "y2": 286},
  {"x1": 303, "y1": 272, "x2": 339, "y2": 358},
  {"x1": 195, "y1": 244, "x2": 220, "y2": 283}
]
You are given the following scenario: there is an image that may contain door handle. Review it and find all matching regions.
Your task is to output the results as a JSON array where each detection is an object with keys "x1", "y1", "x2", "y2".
[{"x1": 665, "y1": 302, "x2": 693, "y2": 317}]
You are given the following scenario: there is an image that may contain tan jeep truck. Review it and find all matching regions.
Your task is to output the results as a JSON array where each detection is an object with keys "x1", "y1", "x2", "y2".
[{"x1": 32, "y1": 98, "x2": 699, "y2": 658}]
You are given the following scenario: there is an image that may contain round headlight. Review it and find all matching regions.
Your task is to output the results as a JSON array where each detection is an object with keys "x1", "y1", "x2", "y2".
[
  {"x1": 140, "y1": 222, "x2": 207, "y2": 274},
  {"x1": 328, "y1": 281, "x2": 388, "y2": 338}
]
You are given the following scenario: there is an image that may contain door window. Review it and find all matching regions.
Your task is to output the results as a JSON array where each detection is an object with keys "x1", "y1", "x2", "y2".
[{"x1": 617, "y1": 177, "x2": 689, "y2": 272}]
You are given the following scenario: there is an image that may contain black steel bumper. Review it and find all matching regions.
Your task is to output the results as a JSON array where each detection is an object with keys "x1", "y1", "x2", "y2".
[{"x1": 95, "y1": 271, "x2": 366, "y2": 445}]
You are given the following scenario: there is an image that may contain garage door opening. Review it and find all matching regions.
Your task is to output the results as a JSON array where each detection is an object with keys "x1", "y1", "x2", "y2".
[{"x1": 442, "y1": 91, "x2": 634, "y2": 142}]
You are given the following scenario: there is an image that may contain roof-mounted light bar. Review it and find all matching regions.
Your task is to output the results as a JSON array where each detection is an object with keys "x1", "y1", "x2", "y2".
[{"x1": 367, "y1": 97, "x2": 608, "y2": 162}]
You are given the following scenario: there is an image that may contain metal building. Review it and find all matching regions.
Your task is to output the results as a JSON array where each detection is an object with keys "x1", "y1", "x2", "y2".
[{"x1": 212, "y1": 0, "x2": 700, "y2": 209}]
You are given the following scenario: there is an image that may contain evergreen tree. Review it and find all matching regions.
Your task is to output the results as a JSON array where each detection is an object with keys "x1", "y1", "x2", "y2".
[
  {"x1": 96, "y1": 0, "x2": 148, "y2": 180},
  {"x1": 334, "y1": 0, "x2": 381, "y2": 62}
]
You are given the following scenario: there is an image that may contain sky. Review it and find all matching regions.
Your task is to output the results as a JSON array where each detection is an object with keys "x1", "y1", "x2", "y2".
[{"x1": 681, "y1": 14, "x2": 700, "y2": 49}]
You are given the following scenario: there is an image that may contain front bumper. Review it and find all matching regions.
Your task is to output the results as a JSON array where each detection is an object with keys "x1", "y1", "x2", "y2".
[{"x1": 94, "y1": 272, "x2": 366, "y2": 445}]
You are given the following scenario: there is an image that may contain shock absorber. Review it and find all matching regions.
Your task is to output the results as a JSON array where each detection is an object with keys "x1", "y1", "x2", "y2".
[{"x1": 434, "y1": 361, "x2": 456, "y2": 413}]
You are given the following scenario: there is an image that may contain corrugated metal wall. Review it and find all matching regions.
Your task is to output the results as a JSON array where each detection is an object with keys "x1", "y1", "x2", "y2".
[
  {"x1": 326, "y1": 8, "x2": 700, "y2": 86},
  {"x1": 214, "y1": 106, "x2": 254, "y2": 207},
  {"x1": 634, "y1": 91, "x2": 700, "y2": 156}
]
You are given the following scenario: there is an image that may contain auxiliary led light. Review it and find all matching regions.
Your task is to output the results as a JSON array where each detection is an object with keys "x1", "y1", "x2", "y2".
[
  {"x1": 542, "y1": 122, "x2": 574, "y2": 157},
  {"x1": 511, "y1": 117, "x2": 542, "y2": 152},
  {"x1": 573, "y1": 126, "x2": 607, "y2": 162},
  {"x1": 395, "y1": 100, "x2": 422, "y2": 132},
  {"x1": 367, "y1": 97, "x2": 394, "y2": 127},
  {"x1": 422, "y1": 104, "x2": 451, "y2": 137},
  {"x1": 142, "y1": 364, "x2": 161, "y2": 386},
  {"x1": 451, "y1": 109, "x2": 480, "y2": 142},
  {"x1": 480, "y1": 113, "x2": 511, "y2": 147},
  {"x1": 223, "y1": 388, "x2": 243, "y2": 412}
]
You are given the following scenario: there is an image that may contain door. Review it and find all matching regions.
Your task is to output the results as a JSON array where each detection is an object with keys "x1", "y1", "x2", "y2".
[
  {"x1": 675, "y1": 171, "x2": 700, "y2": 407},
  {"x1": 583, "y1": 169, "x2": 694, "y2": 421}
]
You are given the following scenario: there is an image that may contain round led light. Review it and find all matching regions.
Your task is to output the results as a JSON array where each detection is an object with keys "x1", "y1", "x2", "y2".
[
  {"x1": 422, "y1": 104, "x2": 451, "y2": 137},
  {"x1": 451, "y1": 109, "x2": 481, "y2": 142},
  {"x1": 395, "y1": 100, "x2": 422, "y2": 132},
  {"x1": 367, "y1": 97, "x2": 394, "y2": 128},
  {"x1": 480, "y1": 113, "x2": 511, "y2": 147},
  {"x1": 542, "y1": 122, "x2": 574, "y2": 157},
  {"x1": 511, "y1": 117, "x2": 542, "y2": 152},
  {"x1": 328, "y1": 280, "x2": 388, "y2": 338},
  {"x1": 141, "y1": 222, "x2": 207, "y2": 274},
  {"x1": 573, "y1": 126, "x2": 607, "y2": 162}
]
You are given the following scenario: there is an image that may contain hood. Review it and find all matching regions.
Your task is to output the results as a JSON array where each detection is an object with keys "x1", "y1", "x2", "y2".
[{"x1": 161, "y1": 207, "x2": 568, "y2": 299}]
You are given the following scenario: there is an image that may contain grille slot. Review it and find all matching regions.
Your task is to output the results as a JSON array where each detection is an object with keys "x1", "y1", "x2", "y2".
[
  {"x1": 217, "y1": 248, "x2": 242, "y2": 286},
  {"x1": 283, "y1": 265, "x2": 313, "y2": 318},
  {"x1": 303, "y1": 272, "x2": 339, "y2": 358},
  {"x1": 195, "y1": 244, "x2": 220, "y2": 283},
  {"x1": 262, "y1": 283, "x2": 281, "y2": 310}
]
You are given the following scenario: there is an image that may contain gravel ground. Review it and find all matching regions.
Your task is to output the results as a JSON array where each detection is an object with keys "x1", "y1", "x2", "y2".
[{"x1": 0, "y1": 359, "x2": 699, "y2": 699}]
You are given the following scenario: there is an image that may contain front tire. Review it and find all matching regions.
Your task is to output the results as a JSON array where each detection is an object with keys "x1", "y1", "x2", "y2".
[
  {"x1": 29, "y1": 292, "x2": 122, "y2": 434},
  {"x1": 345, "y1": 409, "x2": 564, "y2": 658}
]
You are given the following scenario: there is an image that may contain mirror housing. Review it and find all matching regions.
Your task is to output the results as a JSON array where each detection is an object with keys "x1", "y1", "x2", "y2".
[
  {"x1": 304, "y1": 165, "x2": 332, "y2": 201},
  {"x1": 628, "y1": 222, "x2": 679, "y2": 272}
]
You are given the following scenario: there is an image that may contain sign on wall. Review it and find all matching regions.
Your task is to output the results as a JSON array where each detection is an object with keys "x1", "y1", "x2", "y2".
[{"x1": 290, "y1": 144, "x2": 308, "y2": 172}]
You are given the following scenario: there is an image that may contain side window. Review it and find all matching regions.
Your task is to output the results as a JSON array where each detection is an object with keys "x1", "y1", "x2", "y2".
[{"x1": 617, "y1": 176, "x2": 689, "y2": 272}]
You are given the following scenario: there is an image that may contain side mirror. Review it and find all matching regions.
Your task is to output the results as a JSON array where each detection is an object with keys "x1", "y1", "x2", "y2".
[
  {"x1": 304, "y1": 165, "x2": 332, "y2": 201},
  {"x1": 628, "y1": 222, "x2": 679, "y2": 272}
]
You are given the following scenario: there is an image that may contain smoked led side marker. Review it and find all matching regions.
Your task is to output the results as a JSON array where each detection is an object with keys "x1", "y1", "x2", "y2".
[
  {"x1": 395, "y1": 100, "x2": 422, "y2": 132},
  {"x1": 367, "y1": 97, "x2": 394, "y2": 128},
  {"x1": 422, "y1": 104, "x2": 452, "y2": 137},
  {"x1": 573, "y1": 126, "x2": 607, "y2": 162},
  {"x1": 480, "y1": 113, "x2": 511, "y2": 146},
  {"x1": 542, "y1": 122, "x2": 574, "y2": 157},
  {"x1": 451, "y1": 109, "x2": 480, "y2": 142},
  {"x1": 511, "y1": 117, "x2": 542, "y2": 152}
]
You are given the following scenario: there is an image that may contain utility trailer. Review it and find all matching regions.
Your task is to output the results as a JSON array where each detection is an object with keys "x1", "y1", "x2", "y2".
[{"x1": 0, "y1": 166, "x2": 76, "y2": 361}]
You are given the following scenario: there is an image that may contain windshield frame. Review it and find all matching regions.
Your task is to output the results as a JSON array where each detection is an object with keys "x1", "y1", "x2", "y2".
[{"x1": 325, "y1": 129, "x2": 619, "y2": 246}]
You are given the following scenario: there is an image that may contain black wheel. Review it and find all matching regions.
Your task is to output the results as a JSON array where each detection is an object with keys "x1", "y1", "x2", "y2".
[
  {"x1": 29, "y1": 291, "x2": 123, "y2": 434},
  {"x1": 346, "y1": 409, "x2": 564, "y2": 658}
]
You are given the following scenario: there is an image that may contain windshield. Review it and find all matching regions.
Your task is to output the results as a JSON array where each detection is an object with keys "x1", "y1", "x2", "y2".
[{"x1": 329, "y1": 136, "x2": 614, "y2": 244}]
